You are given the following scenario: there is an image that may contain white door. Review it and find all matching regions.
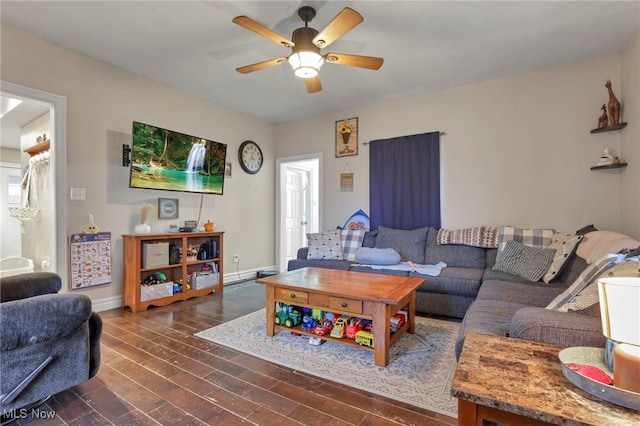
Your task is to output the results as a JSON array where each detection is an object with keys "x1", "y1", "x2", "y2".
[
  {"x1": 276, "y1": 154, "x2": 321, "y2": 272},
  {"x1": 0, "y1": 163, "x2": 22, "y2": 258},
  {"x1": 284, "y1": 168, "x2": 309, "y2": 265}
]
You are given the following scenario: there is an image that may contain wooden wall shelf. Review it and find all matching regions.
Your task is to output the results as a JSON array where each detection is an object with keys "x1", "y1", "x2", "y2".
[
  {"x1": 24, "y1": 139, "x2": 50, "y2": 156},
  {"x1": 590, "y1": 163, "x2": 627, "y2": 170},
  {"x1": 590, "y1": 123, "x2": 628, "y2": 133}
]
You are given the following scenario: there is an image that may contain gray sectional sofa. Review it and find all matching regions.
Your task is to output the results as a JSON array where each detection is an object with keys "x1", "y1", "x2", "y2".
[{"x1": 288, "y1": 226, "x2": 638, "y2": 359}]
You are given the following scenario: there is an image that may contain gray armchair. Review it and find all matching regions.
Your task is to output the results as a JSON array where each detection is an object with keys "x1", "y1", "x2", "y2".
[{"x1": 0, "y1": 272, "x2": 102, "y2": 415}]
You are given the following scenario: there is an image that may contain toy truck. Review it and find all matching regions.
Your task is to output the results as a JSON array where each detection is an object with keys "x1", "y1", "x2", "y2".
[
  {"x1": 345, "y1": 318, "x2": 365, "y2": 339},
  {"x1": 330, "y1": 315, "x2": 352, "y2": 338},
  {"x1": 274, "y1": 303, "x2": 302, "y2": 328}
]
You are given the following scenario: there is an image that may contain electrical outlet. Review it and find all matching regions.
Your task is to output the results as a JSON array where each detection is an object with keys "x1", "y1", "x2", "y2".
[{"x1": 233, "y1": 254, "x2": 239, "y2": 263}]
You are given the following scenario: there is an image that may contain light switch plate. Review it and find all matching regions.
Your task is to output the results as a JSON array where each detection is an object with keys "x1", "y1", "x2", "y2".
[{"x1": 70, "y1": 187, "x2": 86, "y2": 200}]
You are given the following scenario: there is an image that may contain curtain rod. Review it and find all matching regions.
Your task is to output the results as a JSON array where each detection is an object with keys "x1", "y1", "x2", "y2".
[{"x1": 363, "y1": 131, "x2": 445, "y2": 145}]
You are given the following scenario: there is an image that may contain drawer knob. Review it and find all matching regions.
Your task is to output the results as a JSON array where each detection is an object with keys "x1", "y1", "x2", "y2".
[
  {"x1": 341, "y1": 302, "x2": 347, "y2": 308},
  {"x1": 290, "y1": 294, "x2": 296, "y2": 299}
]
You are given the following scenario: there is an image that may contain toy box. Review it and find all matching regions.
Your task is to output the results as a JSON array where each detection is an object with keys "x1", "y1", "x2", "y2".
[
  {"x1": 143, "y1": 242, "x2": 169, "y2": 268},
  {"x1": 140, "y1": 282, "x2": 173, "y2": 301},
  {"x1": 189, "y1": 272, "x2": 219, "y2": 289}
]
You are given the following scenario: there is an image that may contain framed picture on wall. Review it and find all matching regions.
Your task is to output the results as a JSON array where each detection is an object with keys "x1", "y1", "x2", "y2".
[
  {"x1": 336, "y1": 117, "x2": 358, "y2": 158},
  {"x1": 158, "y1": 198, "x2": 179, "y2": 219}
]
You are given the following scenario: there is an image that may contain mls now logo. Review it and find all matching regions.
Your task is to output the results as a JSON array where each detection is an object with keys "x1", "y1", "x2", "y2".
[{"x1": 3, "y1": 407, "x2": 56, "y2": 420}]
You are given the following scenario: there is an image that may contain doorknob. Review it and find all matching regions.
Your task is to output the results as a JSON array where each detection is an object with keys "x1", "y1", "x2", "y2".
[{"x1": 301, "y1": 221, "x2": 308, "y2": 225}]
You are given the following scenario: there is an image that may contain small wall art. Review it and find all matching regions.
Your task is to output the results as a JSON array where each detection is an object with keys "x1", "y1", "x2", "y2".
[
  {"x1": 335, "y1": 117, "x2": 358, "y2": 158},
  {"x1": 158, "y1": 198, "x2": 179, "y2": 219}
]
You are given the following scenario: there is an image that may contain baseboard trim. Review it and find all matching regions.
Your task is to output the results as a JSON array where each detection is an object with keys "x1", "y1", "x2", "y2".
[{"x1": 91, "y1": 265, "x2": 277, "y2": 312}]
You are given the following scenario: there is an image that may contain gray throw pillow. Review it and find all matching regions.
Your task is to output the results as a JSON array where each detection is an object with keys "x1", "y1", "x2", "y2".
[
  {"x1": 493, "y1": 240, "x2": 556, "y2": 282},
  {"x1": 374, "y1": 226, "x2": 428, "y2": 264}
]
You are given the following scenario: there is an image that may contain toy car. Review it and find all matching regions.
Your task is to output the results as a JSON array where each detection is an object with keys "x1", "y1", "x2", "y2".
[
  {"x1": 301, "y1": 314, "x2": 318, "y2": 331},
  {"x1": 330, "y1": 315, "x2": 351, "y2": 338},
  {"x1": 308, "y1": 336, "x2": 324, "y2": 345},
  {"x1": 345, "y1": 318, "x2": 365, "y2": 339},
  {"x1": 311, "y1": 319, "x2": 333, "y2": 336}
]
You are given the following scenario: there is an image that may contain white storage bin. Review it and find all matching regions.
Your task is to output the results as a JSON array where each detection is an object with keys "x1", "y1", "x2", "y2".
[
  {"x1": 143, "y1": 242, "x2": 169, "y2": 268},
  {"x1": 190, "y1": 273, "x2": 219, "y2": 290},
  {"x1": 140, "y1": 282, "x2": 173, "y2": 301}
]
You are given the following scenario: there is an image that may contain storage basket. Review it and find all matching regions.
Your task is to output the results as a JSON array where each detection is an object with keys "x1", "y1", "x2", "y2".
[
  {"x1": 140, "y1": 282, "x2": 173, "y2": 301},
  {"x1": 190, "y1": 273, "x2": 219, "y2": 290}
]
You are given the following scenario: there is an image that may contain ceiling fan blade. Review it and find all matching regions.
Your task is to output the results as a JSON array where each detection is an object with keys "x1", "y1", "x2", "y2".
[
  {"x1": 232, "y1": 16, "x2": 295, "y2": 47},
  {"x1": 324, "y1": 53, "x2": 383, "y2": 70},
  {"x1": 305, "y1": 76, "x2": 322, "y2": 93},
  {"x1": 312, "y1": 7, "x2": 363, "y2": 48},
  {"x1": 236, "y1": 57, "x2": 288, "y2": 74}
]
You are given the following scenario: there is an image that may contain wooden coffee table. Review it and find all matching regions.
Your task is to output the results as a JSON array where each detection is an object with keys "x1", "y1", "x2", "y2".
[{"x1": 255, "y1": 267, "x2": 424, "y2": 367}]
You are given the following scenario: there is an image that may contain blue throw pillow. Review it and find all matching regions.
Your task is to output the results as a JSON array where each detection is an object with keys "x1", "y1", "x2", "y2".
[{"x1": 355, "y1": 247, "x2": 401, "y2": 265}]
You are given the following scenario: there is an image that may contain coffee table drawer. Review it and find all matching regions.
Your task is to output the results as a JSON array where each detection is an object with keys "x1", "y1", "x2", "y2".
[
  {"x1": 275, "y1": 287, "x2": 309, "y2": 304},
  {"x1": 329, "y1": 297, "x2": 363, "y2": 315}
]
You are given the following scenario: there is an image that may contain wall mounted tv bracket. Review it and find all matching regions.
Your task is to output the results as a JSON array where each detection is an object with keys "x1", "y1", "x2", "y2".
[{"x1": 122, "y1": 144, "x2": 131, "y2": 167}]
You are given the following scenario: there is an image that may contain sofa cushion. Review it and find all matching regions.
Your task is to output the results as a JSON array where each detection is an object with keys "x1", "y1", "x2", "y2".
[
  {"x1": 455, "y1": 299, "x2": 531, "y2": 358},
  {"x1": 476, "y1": 280, "x2": 566, "y2": 307},
  {"x1": 496, "y1": 225, "x2": 555, "y2": 261},
  {"x1": 349, "y1": 265, "x2": 409, "y2": 277},
  {"x1": 288, "y1": 258, "x2": 353, "y2": 271},
  {"x1": 362, "y1": 230, "x2": 378, "y2": 248},
  {"x1": 340, "y1": 229, "x2": 365, "y2": 261},
  {"x1": 546, "y1": 253, "x2": 624, "y2": 311},
  {"x1": 307, "y1": 230, "x2": 343, "y2": 260},
  {"x1": 374, "y1": 226, "x2": 428, "y2": 264},
  {"x1": 542, "y1": 233, "x2": 584, "y2": 283},
  {"x1": 411, "y1": 266, "x2": 483, "y2": 297},
  {"x1": 354, "y1": 247, "x2": 401, "y2": 265},
  {"x1": 557, "y1": 256, "x2": 640, "y2": 313},
  {"x1": 492, "y1": 240, "x2": 556, "y2": 282},
  {"x1": 575, "y1": 230, "x2": 640, "y2": 264},
  {"x1": 424, "y1": 227, "x2": 487, "y2": 269}
]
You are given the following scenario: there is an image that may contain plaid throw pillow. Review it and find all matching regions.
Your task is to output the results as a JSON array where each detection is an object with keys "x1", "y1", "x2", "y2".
[
  {"x1": 341, "y1": 229, "x2": 365, "y2": 261},
  {"x1": 496, "y1": 225, "x2": 555, "y2": 262},
  {"x1": 558, "y1": 256, "x2": 640, "y2": 313},
  {"x1": 546, "y1": 253, "x2": 624, "y2": 311}
]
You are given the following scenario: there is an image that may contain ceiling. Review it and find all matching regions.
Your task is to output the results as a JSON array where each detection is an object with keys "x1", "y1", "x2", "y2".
[{"x1": 1, "y1": 1, "x2": 639, "y2": 124}]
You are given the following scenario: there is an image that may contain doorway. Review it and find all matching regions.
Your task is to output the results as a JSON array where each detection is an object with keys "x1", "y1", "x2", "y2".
[
  {"x1": 0, "y1": 81, "x2": 67, "y2": 284},
  {"x1": 275, "y1": 153, "x2": 321, "y2": 272}
]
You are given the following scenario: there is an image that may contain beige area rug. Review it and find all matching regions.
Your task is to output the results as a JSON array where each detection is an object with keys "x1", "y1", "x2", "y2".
[{"x1": 195, "y1": 309, "x2": 459, "y2": 418}]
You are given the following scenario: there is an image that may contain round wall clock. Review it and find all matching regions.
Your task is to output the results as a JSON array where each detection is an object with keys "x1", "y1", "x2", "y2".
[{"x1": 238, "y1": 140, "x2": 263, "y2": 174}]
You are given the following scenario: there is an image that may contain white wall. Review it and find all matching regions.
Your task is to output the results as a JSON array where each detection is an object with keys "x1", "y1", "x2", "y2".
[
  {"x1": 1, "y1": 25, "x2": 277, "y2": 306},
  {"x1": 276, "y1": 53, "x2": 633, "y2": 236},
  {"x1": 621, "y1": 27, "x2": 640, "y2": 239}
]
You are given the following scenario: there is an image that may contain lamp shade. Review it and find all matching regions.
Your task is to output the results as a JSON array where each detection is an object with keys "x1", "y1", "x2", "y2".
[
  {"x1": 598, "y1": 277, "x2": 640, "y2": 345},
  {"x1": 288, "y1": 52, "x2": 323, "y2": 78}
]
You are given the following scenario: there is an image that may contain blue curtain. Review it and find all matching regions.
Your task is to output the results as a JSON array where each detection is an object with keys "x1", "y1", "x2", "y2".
[{"x1": 369, "y1": 132, "x2": 440, "y2": 230}]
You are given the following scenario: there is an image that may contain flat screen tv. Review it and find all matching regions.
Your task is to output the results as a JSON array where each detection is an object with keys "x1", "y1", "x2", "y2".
[{"x1": 129, "y1": 121, "x2": 227, "y2": 195}]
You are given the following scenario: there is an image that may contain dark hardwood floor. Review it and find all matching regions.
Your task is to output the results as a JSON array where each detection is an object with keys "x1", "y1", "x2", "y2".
[{"x1": 5, "y1": 281, "x2": 457, "y2": 425}]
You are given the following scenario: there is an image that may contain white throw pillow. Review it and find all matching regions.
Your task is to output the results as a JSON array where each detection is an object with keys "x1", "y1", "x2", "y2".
[
  {"x1": 307, "y1": 230, "x2": 343, "y2": 260},
  {"x1": 543, "y1": 233, "x2": 584, "y2": 283}
]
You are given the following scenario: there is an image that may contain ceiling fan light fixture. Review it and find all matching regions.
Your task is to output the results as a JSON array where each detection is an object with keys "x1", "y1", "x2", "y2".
[{"x1": 288, "y1": 51, "x2": 323, "y2": 79}]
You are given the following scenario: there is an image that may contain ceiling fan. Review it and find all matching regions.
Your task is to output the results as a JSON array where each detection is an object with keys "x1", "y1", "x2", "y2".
[{"x1": 232, "y1": 6, "x2": 383, "y2": 93}]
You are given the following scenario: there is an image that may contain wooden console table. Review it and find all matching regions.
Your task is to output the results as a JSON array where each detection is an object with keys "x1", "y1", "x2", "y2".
[{"x1": 451, "y1": 332, "x2": 640, "y2": 425}]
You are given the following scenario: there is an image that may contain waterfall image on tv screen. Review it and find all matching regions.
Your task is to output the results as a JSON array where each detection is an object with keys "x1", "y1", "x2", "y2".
[{"x1": 129, "y1": 122, "x2": 227, "y2": 195}]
